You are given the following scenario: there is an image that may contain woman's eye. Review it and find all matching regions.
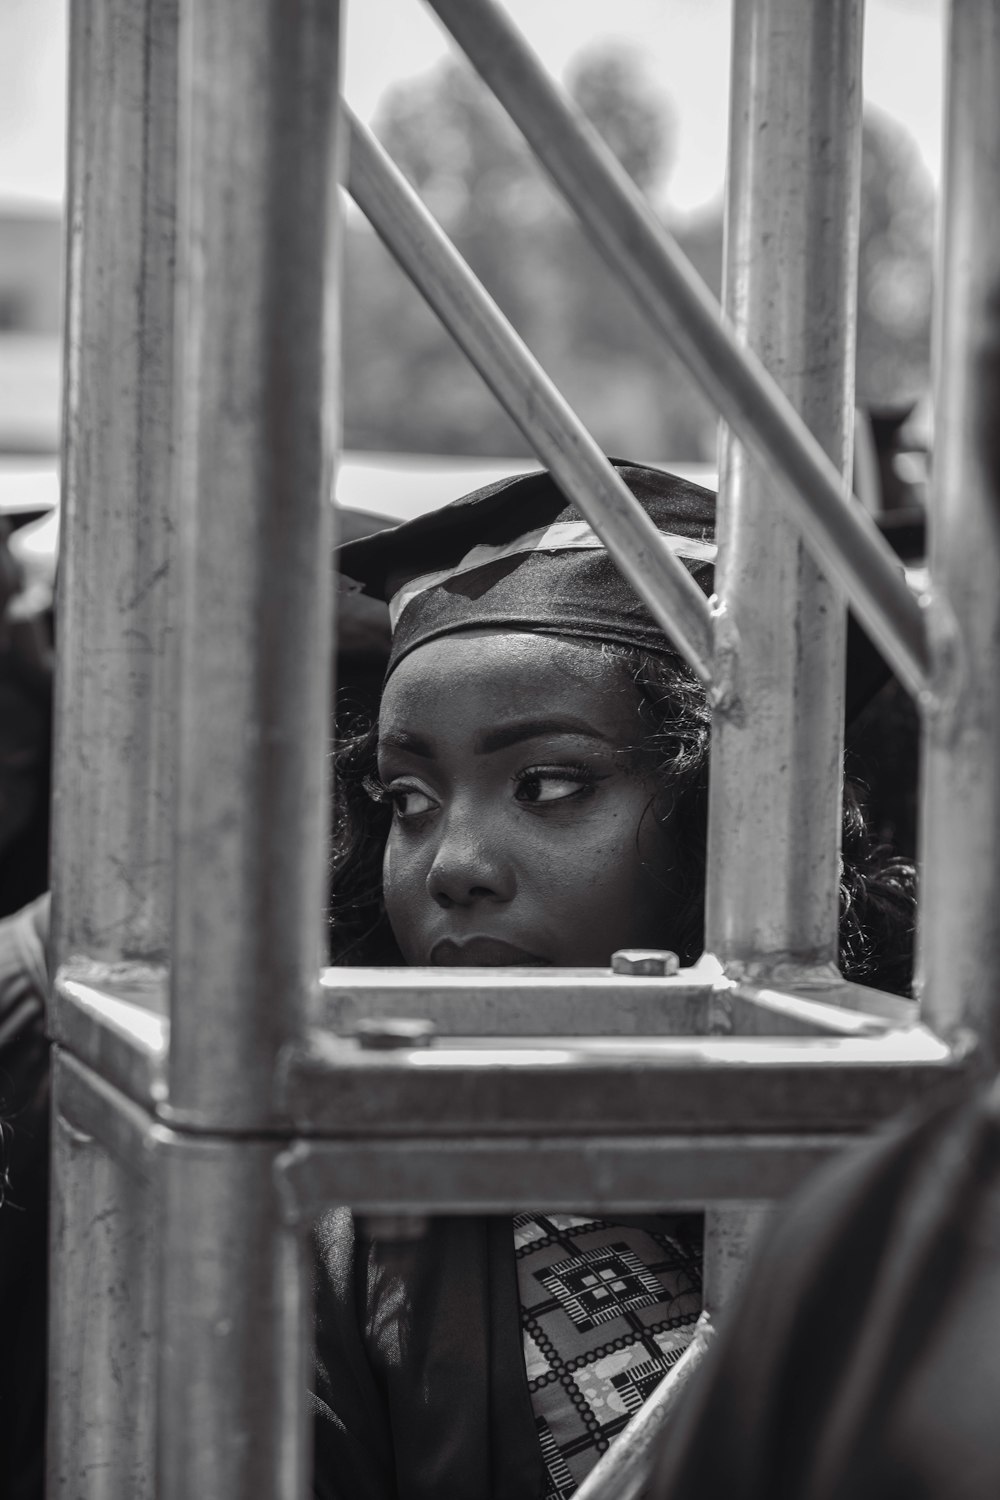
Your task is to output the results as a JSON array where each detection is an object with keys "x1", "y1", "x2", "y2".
[
  {"x1": 386, "y1": 783, "x2": 437, "y2": 820},
  {"x1": 514, "y1": 767, "x2": 598, "y2": 805}
]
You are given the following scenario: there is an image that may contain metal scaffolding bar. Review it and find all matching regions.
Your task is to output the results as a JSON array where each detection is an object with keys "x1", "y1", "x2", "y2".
[
  {"x1": 571, "y1": 1316, "x2": 713, "y2": 1500},
  {"x1": 917, "y1": 0, "x2": 1000, "y2": 1060},
  {"x1": 700, "y1": 0, "x2": 862, "y2": 1345},
  {"x1": 345, "y1": 112, "x2": 715, "y2": 683},
  {"x1": 48, "y1": 1076, "x2": 159, "y2": 1499},
  {"x1": 706, "y1": 0, "x2": 862, "y2": 978},
  {"x1": 425, "y1": 0, "x2": 931, "y2": 703},
  {"x1": 148, "y1": 0, "x2": 342, "y2": 1494},
  {"x1": 281, "y1": 1026, "x2": 953, "y2": 1140},
  {"x1": 157, "y1": 1141, "x2": 311, "y2": 1498},
  {"x1": 51, "y1": 0, "x2": 179, "y2": 972},
  {"x1": 168, "y1": 0, "x2": 341, "y2": 1130},
  {"x1": 48, "y1": 2, "x2": 179, "y2": 1492}
]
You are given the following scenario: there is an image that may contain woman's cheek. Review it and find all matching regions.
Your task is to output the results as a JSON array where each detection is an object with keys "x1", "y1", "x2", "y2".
[
  {"x1": 523, "y1": 827, "x2": 608, "y2": 917},
  {"x1": 381, "y1": 836, "x2": 415, "y2": 943}
]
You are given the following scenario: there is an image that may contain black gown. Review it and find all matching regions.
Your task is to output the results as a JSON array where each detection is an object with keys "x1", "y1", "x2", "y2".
[
  {"x1": 0, "y1": 898, "x2": 50, "y2": 1500},
  {"x1": 312, "y1": 1211, "x2": 548, "y2": 1499}
]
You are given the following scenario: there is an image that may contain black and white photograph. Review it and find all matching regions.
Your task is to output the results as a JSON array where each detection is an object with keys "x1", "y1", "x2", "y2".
[{"x1": 2, "y1": 2, "x2": 995, "y2": 1497}]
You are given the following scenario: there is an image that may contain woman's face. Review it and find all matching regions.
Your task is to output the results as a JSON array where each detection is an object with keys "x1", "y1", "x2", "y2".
[{"x1": 377, "y1": 630, "x2": 682, "y2": 967}]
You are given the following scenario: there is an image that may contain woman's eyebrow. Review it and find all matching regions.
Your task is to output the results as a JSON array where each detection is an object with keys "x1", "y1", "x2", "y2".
[
  {"x1": 378, "y1": 729, "x2": 435, "y2": 758},
  {"x1": 476, "y1": 718, "x2": 608, "y2": 753}
]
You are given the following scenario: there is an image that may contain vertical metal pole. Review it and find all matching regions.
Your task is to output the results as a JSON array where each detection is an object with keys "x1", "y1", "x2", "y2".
[
  {"x1": 49, "y1": 3, "x2": 179, "y2": 1493},
  {"x1": 702, "y1": 1201, "x2": 772, "y2": 1315},
  {"x1": 169, "y1": 0, "x2": 340, "y2": 1130},
  {"x1": 51, "y1": 0, "x2": 179, "y2": 969},
  {"x1": 157, "y1": 1144, "x2": 311, "y2": 1499},
  {"x1": 704, "y1": 0, "x2": 863, "y2": 1305},
  {"x1": 48, "y1": 1107, "x2": 159, "y2": 1500},
  {"x1": 160, "y1": 1, "x2": 340, "y2": 1495},
  {"x1": 918, "y1": 0, "x2": 1000, "y2": 1060},
  {"x1": 706, "y1": 0, "x2": 863, "y2": 983}
]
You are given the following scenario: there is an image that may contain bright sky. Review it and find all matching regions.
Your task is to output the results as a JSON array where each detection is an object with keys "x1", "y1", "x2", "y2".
[{"x1": 1, "y1": 0, "x2": 944, "y2": 214}]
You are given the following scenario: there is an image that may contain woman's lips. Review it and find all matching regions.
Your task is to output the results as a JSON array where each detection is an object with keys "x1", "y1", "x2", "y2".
[{"x1": 429, "y1": 937, "x2": 549, "y2": 966}]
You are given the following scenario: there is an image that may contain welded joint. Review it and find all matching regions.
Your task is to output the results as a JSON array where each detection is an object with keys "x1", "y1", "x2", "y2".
[
  {"x1": 57, "y1": 953, "x2": 169, "y2": 988},
  {"x1": 56, "y1": 954, "x2": 170, "y2": 1002},
  {"x1": 708, "y1": 595, "x2": 744, "y2": 722},
  {"x1": 726, "y1": 958, "x2": 847, "y2": 994},
  {"x1": 918, "y1": 586, "x2": 967, "y2": 730},
  {"x1": 706, "y1": 980, "x2": 735, "y2": 1036},
  {"x1": 702, "y1": 962, "x2": 922, "y2": 1037},
  {"x1": 274, "y1": 1139, "x2": 312, "y2": 1228}
]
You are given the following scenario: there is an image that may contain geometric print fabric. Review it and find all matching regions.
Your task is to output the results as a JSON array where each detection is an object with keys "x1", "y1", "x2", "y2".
[
  {"x1": 537, "y1": 1241, "x2": 676, "y2": 1332},
  {"x1": 515, "y1": 1213, "x2": 702, "y2": 1499}
]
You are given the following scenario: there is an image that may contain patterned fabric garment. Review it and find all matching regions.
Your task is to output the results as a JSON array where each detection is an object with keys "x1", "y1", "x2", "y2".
[{"x1": 514, "y1": 1214, "x2": 702, "y2": 1499}]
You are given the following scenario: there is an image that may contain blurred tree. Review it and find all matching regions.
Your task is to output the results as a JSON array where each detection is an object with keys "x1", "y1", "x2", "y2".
[
  {"x1": 564, "y1": 48, "x2": 673, "y2": 191},
  {"x1": 856, "y1": 107, "x2": 935, "y2": 408},
  {"x1": 342, "y1": 57, "x2": 934, "y2": 460},
  {"x1": 342, "y1": 48, "x2": 718, "y2": 459}
]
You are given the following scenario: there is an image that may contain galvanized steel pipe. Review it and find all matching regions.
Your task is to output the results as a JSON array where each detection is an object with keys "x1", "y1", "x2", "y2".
[
  {"x1": 48, "y1": 1084, "x2": 160, "y2": 1499},
  {"x1": 169, "y1": 0, "x2": 340, "y2": 1128},
  {"x1": 49, "y1": 5, "x2": 179, "y2": 1495},
  {"x1": 346, "y1": 112, "x2": 715, "y2": 683},
  {"x1": 706, "y1": 0, "x2": 862, "y2": 978},
  {"x1": 571, "y1": 1315, "x2": 713, "y2": 1500},
  {"x1": 917, "y1": 0, "x2": 1000, "y2": 1058},
  {"x1": 426, "y1": 0, "x2": 931, "y2": 702},
  {"x1": 157, "y1": 1141, "x2": 310, "y2": 1500},
  {"x1": 51, "y1": 0, "x2": 180, "y2": 971}
]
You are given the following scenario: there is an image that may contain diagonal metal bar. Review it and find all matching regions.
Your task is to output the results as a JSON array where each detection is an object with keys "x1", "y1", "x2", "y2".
[
  {"x1": 424, "y1": 0, "x2": 932, "y2": 703},
  {"x1": 345, "y1": 110, "x2": 715, "y2": 684},
  {"x1": 571, "y1": 1313, "x2": 714, "y2": 1500}
]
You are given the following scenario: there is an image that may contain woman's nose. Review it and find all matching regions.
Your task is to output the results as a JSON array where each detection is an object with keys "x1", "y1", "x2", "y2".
[{"x1": 426, "y1": 811, "x2": 515, "y2": 909}]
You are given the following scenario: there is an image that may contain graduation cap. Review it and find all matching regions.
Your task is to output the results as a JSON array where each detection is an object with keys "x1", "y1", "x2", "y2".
[
  {"x1": 337, "y1": 459, "x2": 900, "y2": 723},
  {"x1": 338, "y1": 460, "x2": 715, "y2": 668}
]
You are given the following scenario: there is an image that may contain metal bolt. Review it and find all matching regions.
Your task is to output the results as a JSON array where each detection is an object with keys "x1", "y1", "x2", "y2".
[
  {"x1": 353, "y1": 1017, "x2": 436, "y2": 1050},
  {"x1": 611, "y1": 948, "x2": 680, "y2": 977}
]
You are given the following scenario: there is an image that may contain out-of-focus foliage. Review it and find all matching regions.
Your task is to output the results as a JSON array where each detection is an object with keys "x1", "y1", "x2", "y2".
[
  {"x1": 566, "y1": 49, "x2": 671, "y2": 192},
  {"x1": 857, "y1": 107, "x2": 935, "y2": 409},
  {"x1": 343, "y1": 48, "x2": 718, "y2": 459},
  {"x1": 343, "y1": 52, "x2": 934, "y2": 458}
]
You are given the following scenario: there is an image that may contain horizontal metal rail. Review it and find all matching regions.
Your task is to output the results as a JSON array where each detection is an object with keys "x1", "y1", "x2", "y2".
[
  {"x1": 316, "y1": 965, "x2": 908, "y2": 1037},
  {"x1": 52, "y1": 1035, "x2": 963, "y2": 1220},
  {"x1": 51, "y1": 968, "x2": 926, "y2": 1117},
  {"x1": 49, "y1": 1048, "x2": 849, "y2": 1220},
  {"x1": 276, "y1": 1132, "x2": 876, "y2": 1218},
  {"x1": 345, "y1": 110, "x2": 715, "y2": 683},
  {"x1": 425, "y1": 0, "x2": 932, "y2": 703},
  {"x1": 282, "y1": 1026, "x2": 958, "y2": 1139}
]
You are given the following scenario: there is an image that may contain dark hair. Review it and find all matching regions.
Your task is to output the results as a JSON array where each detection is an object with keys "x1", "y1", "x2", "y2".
[{"x1": 327, "y1": 645, "x2": 916, "y2": 993}]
